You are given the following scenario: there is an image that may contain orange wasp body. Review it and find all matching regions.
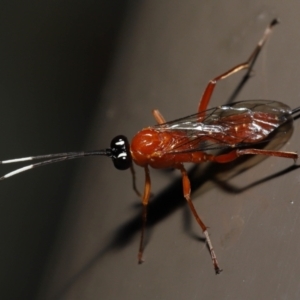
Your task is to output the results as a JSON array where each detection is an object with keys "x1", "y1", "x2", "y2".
[{"x1": 1, "y1": 19, "x2": 298, "y2": 273}]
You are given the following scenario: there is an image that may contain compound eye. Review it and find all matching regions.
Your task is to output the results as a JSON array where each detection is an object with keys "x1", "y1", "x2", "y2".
[{"x1": 110, "y1": 135, "x2": 132, "y2": 170}]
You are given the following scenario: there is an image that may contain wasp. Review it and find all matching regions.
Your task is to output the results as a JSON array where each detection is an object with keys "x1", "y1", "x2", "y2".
[{"x1": 1, "y1": 19, "x2": 298, "y2": 273}]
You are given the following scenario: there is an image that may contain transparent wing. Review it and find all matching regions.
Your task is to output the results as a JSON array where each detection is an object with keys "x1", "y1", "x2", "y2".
[{"x1": 154, "y1": 100, "x2": 293, "y2": 154}]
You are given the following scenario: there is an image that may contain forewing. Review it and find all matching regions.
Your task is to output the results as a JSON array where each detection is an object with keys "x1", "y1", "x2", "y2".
[{"x1": 154, "y1": 100, "x2": 292, "y2": 154}]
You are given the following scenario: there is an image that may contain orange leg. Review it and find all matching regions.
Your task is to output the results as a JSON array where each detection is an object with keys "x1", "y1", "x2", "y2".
[
  {"x1": 130, "y1": 164, "x2": 142, "y2": 198},
  {"x1": 139, "y1": 108, "x2": 166, "y2": 262},
  {"x1": 198, "y1": 19, "x2": 279, "y2": 113},
  {"x1": 178, "y1": 164, "x2": 222, "y2": 274},
  {"x1": 152, "y1": 109, "x2": 166, "y2": 124},
  {"x1": 138, "y1": 165, "x2": 151, "y2": 263},
  {"x1": 210, "y1": 148, "x2": 298, "y2": 164}
]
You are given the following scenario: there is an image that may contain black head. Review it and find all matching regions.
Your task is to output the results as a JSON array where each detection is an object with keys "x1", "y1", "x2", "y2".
[{"x1": 109, "y1": 135, "x2": 132, "y2": 170}]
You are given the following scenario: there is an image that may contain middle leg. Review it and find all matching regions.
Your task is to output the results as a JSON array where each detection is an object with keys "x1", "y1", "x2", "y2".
[
  {"x1": 177, "y1": 164, "x2": 222, "y2": 273},
  {"x1": 152, "y1": 109, "x2": 166, "y2": 124}
]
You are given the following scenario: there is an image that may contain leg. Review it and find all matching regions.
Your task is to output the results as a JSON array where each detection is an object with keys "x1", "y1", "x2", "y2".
[
  {"x1": 178, "y1": 164, "x2": 222, "y2": 274},
  {"x1": 152, "y1": 109, "x2": 166, "y2": 124},
  {"x1": 198, "y1": 19, "x2": 279, "y2": 113},
  {"x1": 138, "y1": 165, "x2": 151, "y2": 263},
  {"x1": 211, "y1": 148, "x2": 298, "y2": 164},
  {"x1": 130, "y1": 164, "x2": 142, "y2": 198}
]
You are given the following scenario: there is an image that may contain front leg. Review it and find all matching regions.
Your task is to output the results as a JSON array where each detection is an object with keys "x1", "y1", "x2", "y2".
[{"x1": 138, "y1": 165, "x2": 151, "y2": 263}]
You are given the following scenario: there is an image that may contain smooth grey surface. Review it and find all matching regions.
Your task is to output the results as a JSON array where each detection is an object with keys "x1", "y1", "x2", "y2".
[{"x1": 1, "y1": 1, "x2": 300, "y2": 300}]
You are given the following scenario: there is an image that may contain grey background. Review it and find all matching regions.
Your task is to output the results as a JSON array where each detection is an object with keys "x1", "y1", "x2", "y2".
[{"x1": 0, "y1": 1, "x2": 300, "y2": 299}]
